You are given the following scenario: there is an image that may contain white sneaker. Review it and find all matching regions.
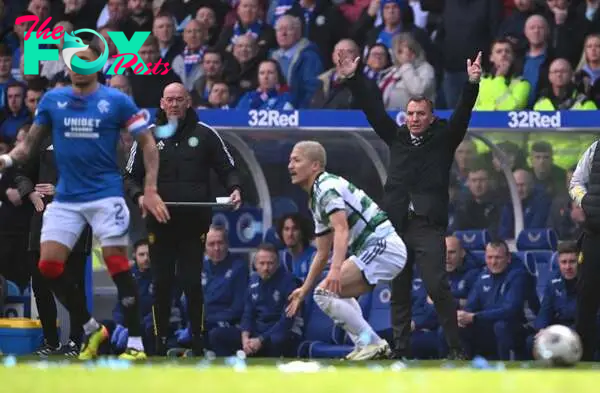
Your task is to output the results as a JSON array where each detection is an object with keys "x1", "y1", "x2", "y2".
[
  {"x1": 344, "y1": 346, "x2": 362, "y2": 360},
  {"x1": 349, "y1": 341, "x2": 391, "y2": 361}
]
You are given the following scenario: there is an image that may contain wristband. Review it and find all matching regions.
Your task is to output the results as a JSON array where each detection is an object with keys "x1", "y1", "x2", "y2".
[{"x1": 0, "y1": 154, "x2": 13, "y2": 168}]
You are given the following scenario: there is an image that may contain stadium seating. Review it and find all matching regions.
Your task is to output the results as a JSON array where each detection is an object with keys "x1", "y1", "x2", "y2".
[
  {"x1": 515, "y1": 229, "x2": 558, "y2": 298},
  {"x1": 454, "y1": 229, "x2": 491, "y2": 262},
  {"x1": 516, "y1": 228, "x2": 558, "y2": 264},
  {"x1": 5, "y1": 280, "x2": 20, "y2": 297},
  {"x1": 263, "y1": 226, "x2": 285, "y2": 250},
  {"x1": 270, "y1": 196, "x2": 299, "y2": 221}
]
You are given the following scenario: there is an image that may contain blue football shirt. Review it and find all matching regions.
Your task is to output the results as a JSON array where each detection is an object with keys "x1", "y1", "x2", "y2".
[{"x1": 33, "y1": 84, "x2": 148, "y2": 203}]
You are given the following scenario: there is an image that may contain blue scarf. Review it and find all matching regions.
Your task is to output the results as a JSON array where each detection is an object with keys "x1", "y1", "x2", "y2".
[
  {"x1": 231, "y1": 20, "x2": 264, "y2": 44},
  {"x1": 363, "y1": 65, "x2": 381, "y2": 81},
  {"x1": 250, "y1": 89, "x2": 280, "y2": 109},
  {"x1": 183, "y1": 45, "x2": 206, "y2": 76}
]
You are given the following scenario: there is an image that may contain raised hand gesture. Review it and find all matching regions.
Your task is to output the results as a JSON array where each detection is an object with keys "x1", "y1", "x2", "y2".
[
  {"x1": 337, "y1": 50, "x2": 360, "y2": 79},
  {"x1": 467, "y1": 51, "x2": 483, "y2": 83}
]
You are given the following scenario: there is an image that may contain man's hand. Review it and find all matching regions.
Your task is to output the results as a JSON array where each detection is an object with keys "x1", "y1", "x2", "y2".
[
  {"x1": 141, "y1": 188, "x2": 170, "y2": 223},
  {"x1": 286, "y1": 286, "x2": 308, "y2": 317},
  {"x1": 248, "y1": 338, "x2": 262, "y2": 353},
  {"x1": 457, "y1": 310, "x2": 474, "y2": 327},
  {"x1": 0, "y1": 154, "x2": 13, "y2": 172},
  {"x1": 29, "y1": 191, "x2": 45, "y2": 212},
  {"x1": 230, "y1": 188, "x2": 242, "y2": 209},
  {"x1": 367, "y1": 0, "x2": 381, "y2": 17},
  {"x1": 242, "y1": 336, "x2": 254, "y2": 355},
  {"x1": 411, "y1": 320, "x2": 416, "y2": 331},
  {"x1": 321, "y1": 267, "x2": 342, "y2": 295},
  {"x1": 6, "y1": 188, "x2": 22, "y2": 206},
  {"x1": 35, "y1": 183, "x2": 55, "y2": 196},
  {"x1": 550, "y1": 6, "x2": 568, "y2": 25},
  {"x1": 467, "y1": 51, "x2": 483, "y2": 83},
  {"x1": 337, "y1": 51, "x2": 360, "y2": 79}
]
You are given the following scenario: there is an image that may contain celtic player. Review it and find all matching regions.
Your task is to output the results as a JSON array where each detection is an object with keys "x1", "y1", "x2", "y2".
[{"x1": 285, "y1": 141, "x2": 407, "y2": 360}]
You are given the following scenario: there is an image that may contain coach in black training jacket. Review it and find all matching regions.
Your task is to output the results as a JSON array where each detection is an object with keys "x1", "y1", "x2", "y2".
[
  {"x1": 340, "y1": 52, "x2": 483, "y2": 360},
  {"x1": 124, "y1": 83, "x2": 242, "y2": 356}
]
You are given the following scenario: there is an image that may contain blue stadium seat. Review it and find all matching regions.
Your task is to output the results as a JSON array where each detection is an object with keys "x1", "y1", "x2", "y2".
[
  {"x1": 263, "y1": 226, "x2": 284, "y2": 250},
  {"x1": 364, "y1": 284, "x2": 393, "y2": 342},
  {"x1": 516, "y1": 229, "x2": 557, "y2": 265},
  {"x1": 6, "y1": 280, "x2": 20, "y2": 296},
  {"x1": 513, "y1": 251, "x2": 537, "y2": 278},
  {"x1": 454, "y1": 230, "x2": 491, "y2": 250},
  {"x1": 271, "y1": 196, "x2": 299, "y2": 221},
  {"x1": 549, "y1": 251, "x2": 560, "y2": 273}
]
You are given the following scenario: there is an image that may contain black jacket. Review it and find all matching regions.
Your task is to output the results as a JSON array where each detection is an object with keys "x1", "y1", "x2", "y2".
[
  {"x1": 0, "y1": 167, "x2": 32, "y2": 235},
  {"x1": 124, "y1": 108, "x2": 241, "y2": 223},
  {"x1": 346, "y1": 72, "x2": 479, "y2": 231},
  {"x1": 14, "y1": 136, "x2": 92, "y2": 252}
]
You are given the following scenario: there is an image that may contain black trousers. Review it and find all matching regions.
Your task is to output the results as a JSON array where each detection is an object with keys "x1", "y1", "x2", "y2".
[
  {"x1": 29, "y1": 250, "x2": 86, "y2": 347},
  {"x1": 147, "y1": 214, "x2": 208, "y2": 353},
  {"x1": 390, "y1": 215, "x2": 462, "y2": 355},
  {"x1": 576, "y1": 232, "x2": 600, "y2": 361},
  {"x1": 0, "y1": 233, "x2": 30, "y2": 291}
]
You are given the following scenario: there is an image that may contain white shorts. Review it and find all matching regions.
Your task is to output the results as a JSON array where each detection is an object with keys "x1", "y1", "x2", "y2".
[
  {"x1": 349, "y1": 228, "x2": 407, "y2": 285},
  {"x1": 41, "y1": 196, "x2": 130, "y2": 249}
]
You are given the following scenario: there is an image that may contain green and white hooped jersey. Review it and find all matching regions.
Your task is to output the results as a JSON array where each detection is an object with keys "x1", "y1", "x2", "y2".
[{"x1": 309, "y1": 171, "x2": 392, "y2": 255}]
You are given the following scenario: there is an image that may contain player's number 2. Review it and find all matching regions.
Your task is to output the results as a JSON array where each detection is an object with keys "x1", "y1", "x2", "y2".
[{"x1": 114, "y1": 202, "x2": 125, "y2": 221}]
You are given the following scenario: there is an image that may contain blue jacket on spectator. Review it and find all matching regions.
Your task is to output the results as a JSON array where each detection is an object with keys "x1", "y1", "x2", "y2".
[
  {"x1": 113, "y1": 264, "x2": 154, "y2": 327},
  {"x1": 466, "y1": 266, "x2": 528, "y2": 324},
  {"x1": 498, "y1": 188, "x2": 552, "y2": 239},
  {"x1": 448, "y1": 260, "x2": 481, "y2": 301},
  {"x1": 280, "y1": 245, "x2": 316, "y2": 281},
  {"x1": 412, "y1": 278, "x2": 438, "y2": 331},
  {"x1": 533, "y1": 272, "x2": 577, "y2": 330},
  {"x1": 271, "y1": 38, "x2": 323, "y2": 108},
  {"x1": 236, "y1": 89, "x2": 294, "y2": 111},
  {"x1": 0, "y1": 106, "x2": 29, "y2": 144},
  {"x1": 202, "y1": 254, "x2": 249, "y2": 329},
  {"x1": 240, "y1": 266, "x2": 300, "y2": 343}
]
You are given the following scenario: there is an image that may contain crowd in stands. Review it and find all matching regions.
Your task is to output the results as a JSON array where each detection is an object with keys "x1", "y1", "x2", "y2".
[{"x1": 0, "y1": 0, "x2": 599, "y2": 360}]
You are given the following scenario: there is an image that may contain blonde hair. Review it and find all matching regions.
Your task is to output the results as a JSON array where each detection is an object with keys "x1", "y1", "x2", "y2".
[
  {"x1": 576, "y1": 34, "x2": 600, "y2": 72},
  {"x1": 392, "y1": 33, "x2": 425, "y2": 65},
  {"x1": 294, "y1": 140, "x2": 327, "y2": 169}
]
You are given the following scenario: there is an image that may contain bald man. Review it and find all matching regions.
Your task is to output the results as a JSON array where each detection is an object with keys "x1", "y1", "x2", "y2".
[
  {"x1": 498, "y1": 169, "x2": 552, "y2": 239},
  {"x1": 123, "y1": 82, "x2": 243, "y2": 357},
  {"x1": 533, "y1": 58, "x2": 597, "y2": 110},
  {"x1": 310, "y1": 39, "x2": 363, "y2": 109}
]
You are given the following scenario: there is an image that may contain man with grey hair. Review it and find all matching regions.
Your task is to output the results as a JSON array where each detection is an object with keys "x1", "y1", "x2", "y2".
[
  {"x1": 270, "y1": 15, "x2": 323, "y2": 108},
  {"x1": 286, "y1": 140, "x2": 407, "y2": 360},
  {"x1": 310, "y1": 39, "x2": 362, "y2": 109}
]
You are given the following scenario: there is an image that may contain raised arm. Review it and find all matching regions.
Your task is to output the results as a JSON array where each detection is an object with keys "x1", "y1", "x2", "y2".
[
  {"x1": 447, "y1": 52, "x2": 482, "y2": 148},
  {"x1": 338, "y1": 55, "x2": 398, "y2": 145}
]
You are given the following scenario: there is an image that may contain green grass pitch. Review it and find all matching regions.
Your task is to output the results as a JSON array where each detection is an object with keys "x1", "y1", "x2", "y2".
[{"x1": 1, "y1": 357, "x2": 599, "y2": 393}]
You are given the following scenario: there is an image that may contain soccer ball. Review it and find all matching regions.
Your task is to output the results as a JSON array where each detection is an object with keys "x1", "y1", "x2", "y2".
[{"x1": 533, "y1": 324, "x2": 582, "y2": 367}]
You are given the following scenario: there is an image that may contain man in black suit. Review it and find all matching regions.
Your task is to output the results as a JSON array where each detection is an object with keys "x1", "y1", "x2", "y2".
[{"x1": 337, "y1": 50, "x2": 483, "y2": 360}]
